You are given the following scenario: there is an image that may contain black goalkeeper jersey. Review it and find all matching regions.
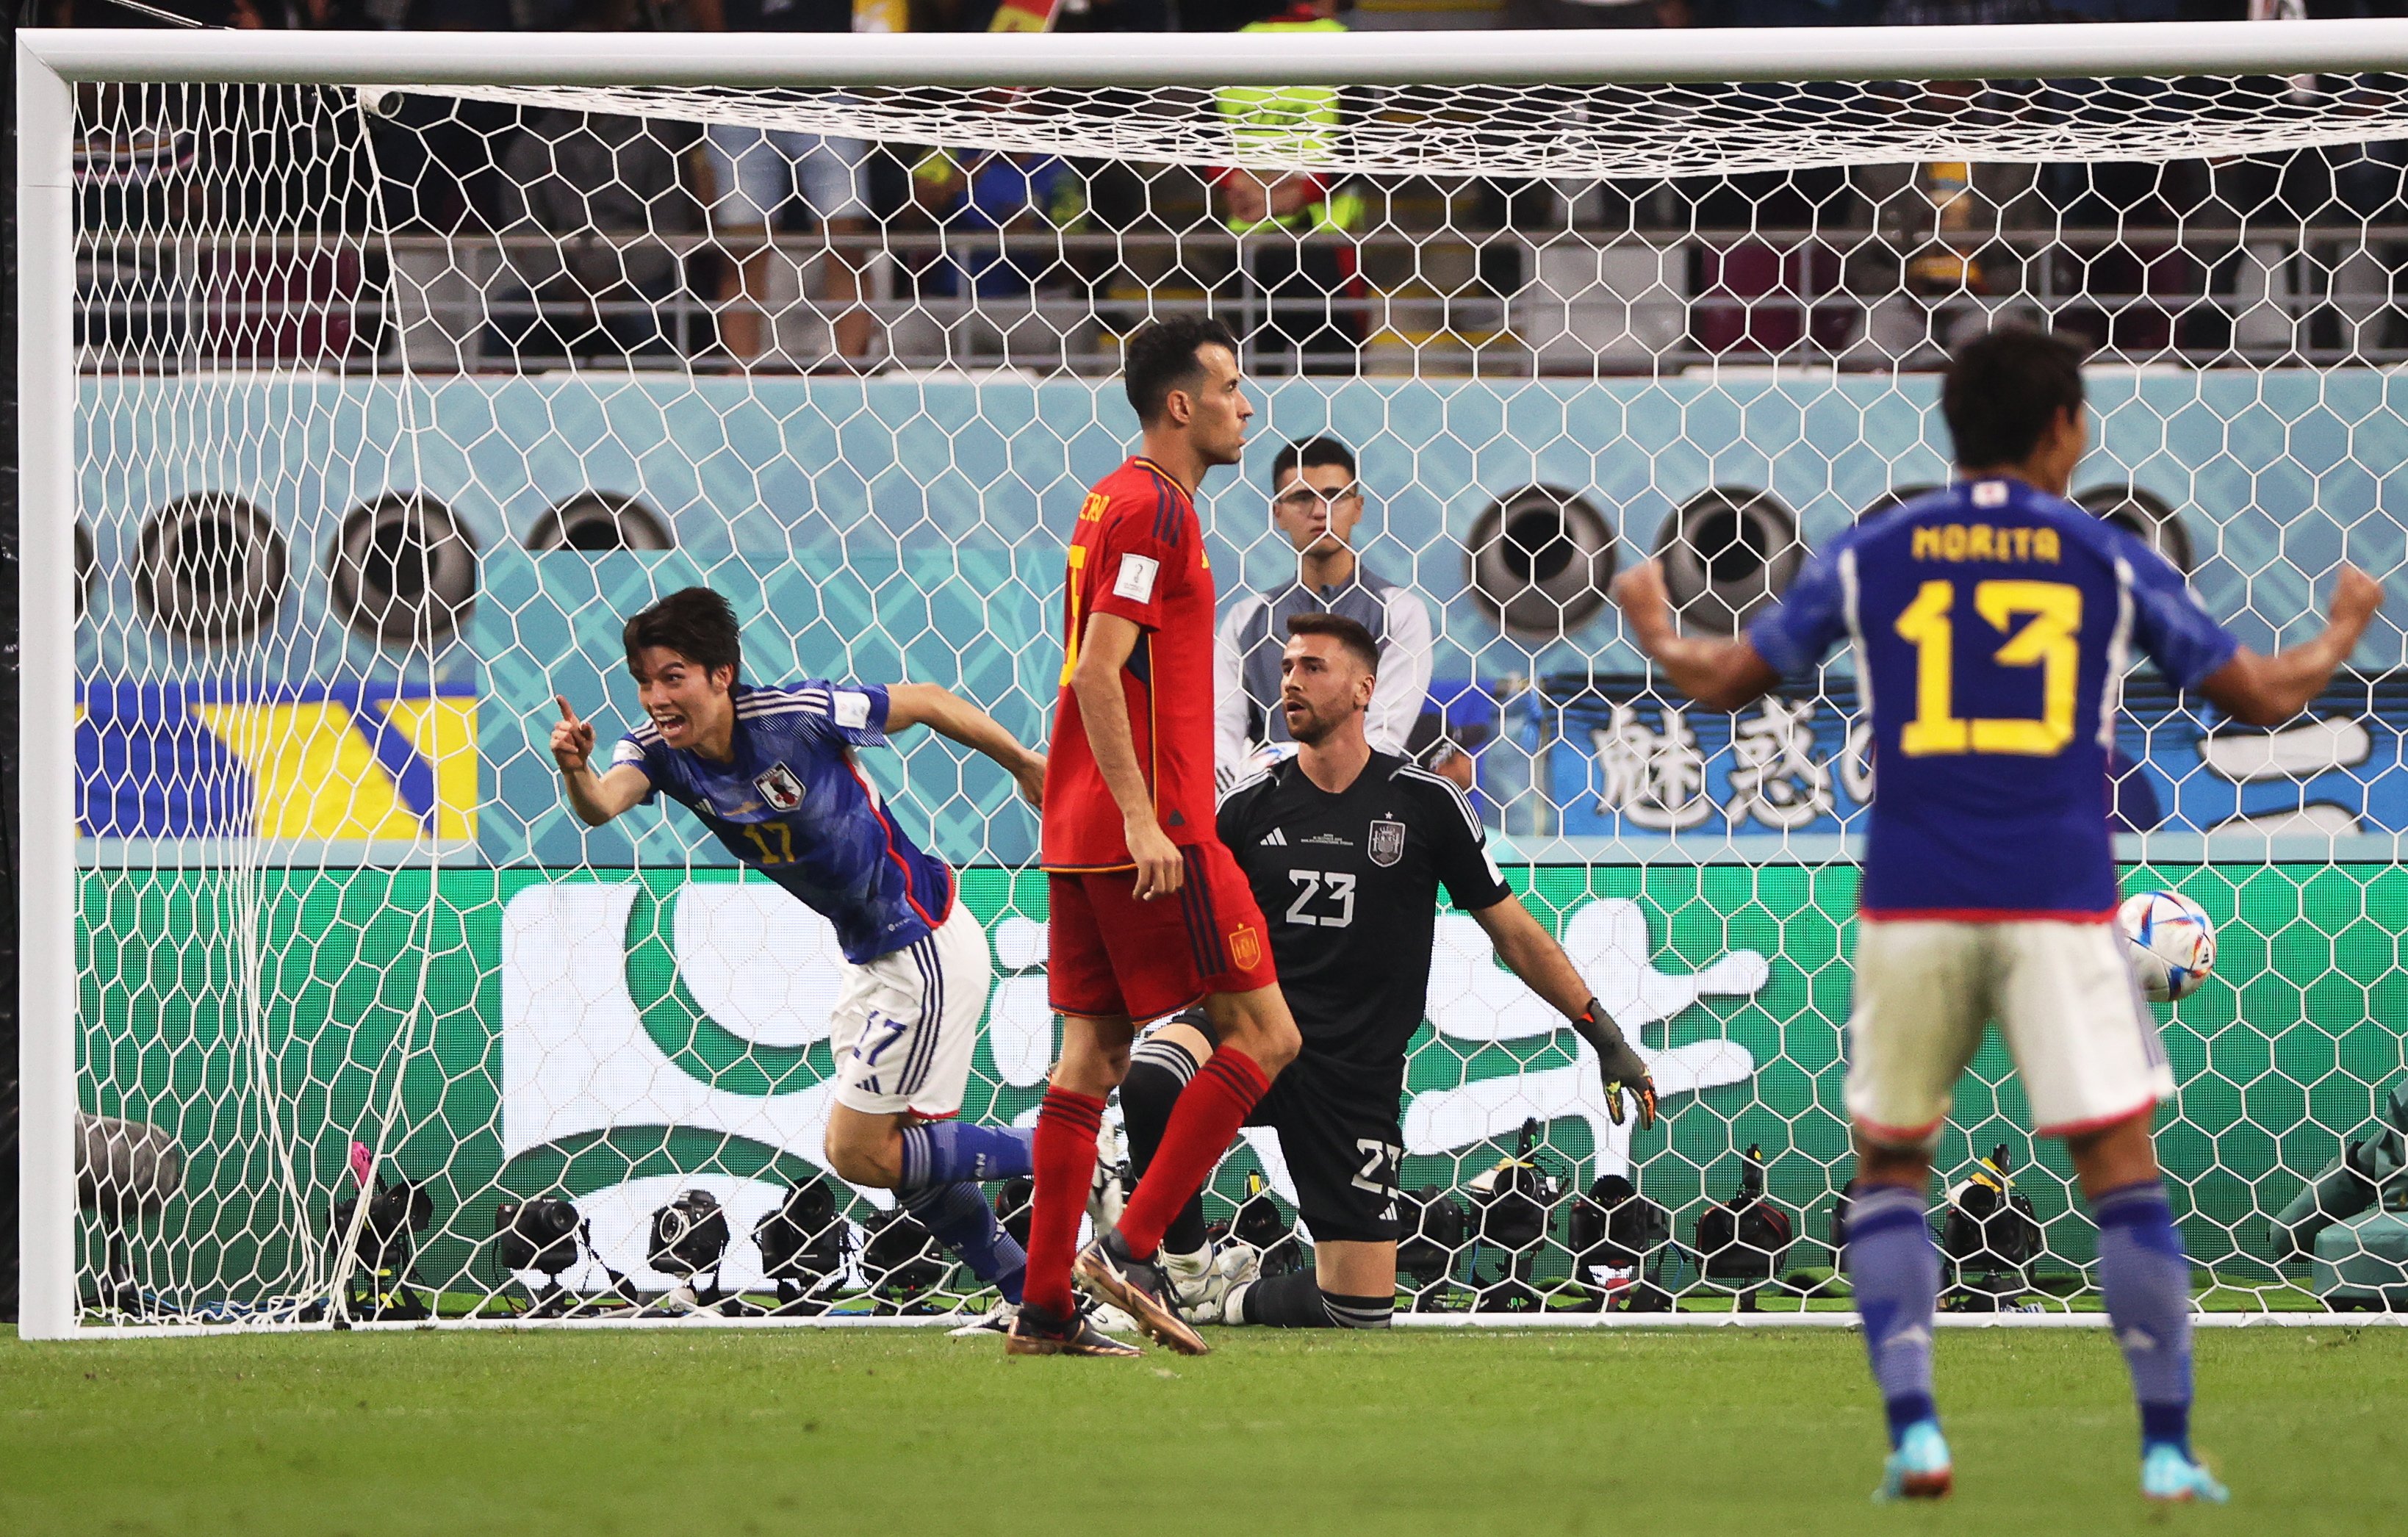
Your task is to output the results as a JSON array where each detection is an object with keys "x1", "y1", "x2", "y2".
[{"x1": 1215, "y1": 751, "x2": 1514, "y2": 1084}]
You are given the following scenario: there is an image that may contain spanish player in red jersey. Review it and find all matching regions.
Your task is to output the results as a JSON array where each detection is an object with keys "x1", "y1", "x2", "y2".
[{"x1": 1008, "y1": 317, "x2": 1304, "y2": 1357}]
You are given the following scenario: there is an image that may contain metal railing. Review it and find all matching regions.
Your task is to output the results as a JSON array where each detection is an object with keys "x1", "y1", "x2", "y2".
[{"x1": 71, "y1": 223, "x2": 2408, "y2": 378}]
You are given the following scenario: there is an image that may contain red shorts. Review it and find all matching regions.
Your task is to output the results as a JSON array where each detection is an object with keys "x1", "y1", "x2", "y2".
[{"x1": 1047, "y1": 841, "x2": 1278, "y2": 1022}]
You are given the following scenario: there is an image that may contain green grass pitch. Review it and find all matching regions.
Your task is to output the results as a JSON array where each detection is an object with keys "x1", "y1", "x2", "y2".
[{"x1": 3, "y1": 1325, "x2": 2401, "y2": 1535}]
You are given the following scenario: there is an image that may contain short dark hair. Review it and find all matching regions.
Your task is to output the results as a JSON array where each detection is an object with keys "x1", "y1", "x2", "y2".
[
  {"x1": 1122, "y1": 316, "x2": 1241, "y2": 428},
  {"x1": 624, "y1": 586, "x2": 741, "y2": 681},
  {"x1": 1286, "y1": 612, "x2": 1379, "y2": 675},
  {"x1": 1942, "y1": 326, "x2": 2088, "y2": 469},
  {"x1": 1271, "y1": 436, "x2": 1357, "y2": 489}
]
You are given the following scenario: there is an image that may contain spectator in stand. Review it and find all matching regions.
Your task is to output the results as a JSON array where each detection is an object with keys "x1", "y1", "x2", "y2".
[
  {"x1": 692, "y1": 0, "x2": 876, "y2": 368},
  {"x1": 891, "y1": 144, "x2": 1092, "y2": 368},
  {"x1": 484, "y1": 0, "x2": 700, "y2": 365},
  {"x1": 1214, "y1": 0, "x2": 1367, "y2": 375}
]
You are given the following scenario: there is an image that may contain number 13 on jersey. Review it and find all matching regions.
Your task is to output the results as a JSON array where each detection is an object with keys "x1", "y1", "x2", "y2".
[{"x1": 1895, "y1": 578, "x2": 2083, "y2": 757}]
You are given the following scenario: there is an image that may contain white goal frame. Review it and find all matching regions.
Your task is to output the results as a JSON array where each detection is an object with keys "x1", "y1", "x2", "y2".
[{"x1": 22, "y1": 21, "x2": 2408, "y2": 1341}]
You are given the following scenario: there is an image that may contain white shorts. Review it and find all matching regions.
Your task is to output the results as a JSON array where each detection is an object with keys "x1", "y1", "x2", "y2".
[
  {"x1": 703, "y1": 123, "x2": 870, "y2": 228},
  {"x1": 830, "y1": 901, "x2": 993, "y2": 1119},
  {"x1": 1844, "y1": 917, "x2": 2174, "y2": 1147}
]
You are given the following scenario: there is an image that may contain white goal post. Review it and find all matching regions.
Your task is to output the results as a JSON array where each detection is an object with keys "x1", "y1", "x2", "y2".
[{"x1": 19, "y1": 22, "x2": 2408, "y2": 1339}]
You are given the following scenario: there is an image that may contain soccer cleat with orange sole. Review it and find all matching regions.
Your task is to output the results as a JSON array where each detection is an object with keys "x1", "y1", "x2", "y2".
[{"x1": 1074, "y1": 1231, "x2": 1211, "y2": 1356}]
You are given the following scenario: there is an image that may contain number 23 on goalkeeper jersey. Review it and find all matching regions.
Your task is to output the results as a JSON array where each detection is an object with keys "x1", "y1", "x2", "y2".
[{"x1": 1747, "y1": 477, "x2": 2239, "y2": 920}]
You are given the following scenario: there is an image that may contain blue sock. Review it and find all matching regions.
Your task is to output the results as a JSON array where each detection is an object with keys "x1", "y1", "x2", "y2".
[
  {"x1": 2094, "y1": 1179, "x2": 2194, "y2": 1458},
  {"x1": 899, "y1": 1180, "x2": 1027, "y2": 1304},
  {"x1": 1847, "y1": 1183, "x2": 1941, "y2": 1449},
  {"x1": 897, "y1": 1121, "x2": 1035, "y2": 1188}
]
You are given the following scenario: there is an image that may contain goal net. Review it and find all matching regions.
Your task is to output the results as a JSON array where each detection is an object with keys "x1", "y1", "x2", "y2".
[{"x1": 23, "y1": 22, "x2": 2408, "y2": 1334}]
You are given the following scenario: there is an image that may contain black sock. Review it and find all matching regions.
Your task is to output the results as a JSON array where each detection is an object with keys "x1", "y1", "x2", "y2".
[
  {"x1": 1240, "y1": 1268, "x2": 1334, "y2": 1327},
  {"x1": 1119, "y1": 1034, "x2": 1210, "y2": 1256},
  {"x1": 1237, "y1": 1268, "x2": 1396, "y2": 1328}
]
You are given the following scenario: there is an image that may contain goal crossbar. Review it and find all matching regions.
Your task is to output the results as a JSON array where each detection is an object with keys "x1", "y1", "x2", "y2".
[{"x1": 22, "y1": 19, "x2": 2408, "y2": 89}]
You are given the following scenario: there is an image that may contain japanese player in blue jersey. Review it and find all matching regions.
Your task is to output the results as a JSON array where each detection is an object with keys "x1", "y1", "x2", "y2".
[
  {"x1": 550, "y1": 587, "x2": 1053, "y2": 1322},
  {"x1": 1613, "y1": 328, "x2": 2383, "y2": 1505}
]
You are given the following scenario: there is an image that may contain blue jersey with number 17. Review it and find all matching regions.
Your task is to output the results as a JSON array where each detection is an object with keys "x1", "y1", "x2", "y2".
[
  {"x1": 1748, "y1": 478, "x2": 2239, "y2": 919},
  {"x1": 611, "y1": 681, "x2": 954, "y2": 964}
]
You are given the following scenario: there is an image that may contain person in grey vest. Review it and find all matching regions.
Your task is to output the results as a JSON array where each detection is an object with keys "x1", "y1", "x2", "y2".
[{"x1": 1215, "y1": 437, "x2": 1436, "y2": 786}]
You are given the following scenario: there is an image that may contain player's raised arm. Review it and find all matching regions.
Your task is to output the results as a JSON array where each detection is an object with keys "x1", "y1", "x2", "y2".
[
  {"x1": 1470, "y1": 896, "x2": 1658, "y2": 1130},
  {"x1": 1068, "y1": 608, "x2": 1185, "y2": 899},
  {"x1": 550, "y1": 696, "x2": 654, "y2": 827},
  {"x1": 883, "y1": 681, "x2": 1048, "y2": 807},
  {"x1": 1610, "y1": 558, "x2": 1783, "y2": 712},
  {"x1": 2197, "y1": 566, "x2": 2385, "y2": 727}
]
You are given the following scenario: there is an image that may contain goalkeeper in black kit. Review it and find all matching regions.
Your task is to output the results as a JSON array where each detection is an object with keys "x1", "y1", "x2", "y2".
[{"x1": 1119, "y1": 613, "x2": 1657, "y2": 1329}]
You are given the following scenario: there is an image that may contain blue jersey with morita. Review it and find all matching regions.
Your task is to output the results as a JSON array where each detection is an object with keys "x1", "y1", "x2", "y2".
[
  {"x1": 611, "y1": 682, "x2": 954, "y2": 964},
  {"x1": 1747, "y1": 478, "x2": 2239, "y2": 919}
]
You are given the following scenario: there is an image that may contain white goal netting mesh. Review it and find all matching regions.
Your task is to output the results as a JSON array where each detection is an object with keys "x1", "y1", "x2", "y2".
[{"x1": 60, "y1": 53, "x2": 2408, "y2": 1328}]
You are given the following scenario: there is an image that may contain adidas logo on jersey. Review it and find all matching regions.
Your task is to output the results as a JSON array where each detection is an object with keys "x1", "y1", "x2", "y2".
[{"x1": 1261, "y1": 827, "x2": 1287, "y2": 846}]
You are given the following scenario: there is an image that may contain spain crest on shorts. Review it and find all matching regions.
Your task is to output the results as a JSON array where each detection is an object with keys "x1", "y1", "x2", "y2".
[
  {"x1": 1368, "y1": 818, "x2": 1406, "y2": 868},
  {"x1": 752, "y1": 763, "x2": 805, "y2": 813},
  {"x1": 1230, "y1": 923, "x2": 1262, "y2": 972}
]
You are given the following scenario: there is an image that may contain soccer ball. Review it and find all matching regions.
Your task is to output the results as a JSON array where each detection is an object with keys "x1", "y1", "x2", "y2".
[{"x1": 2118, "y1": 890, "x2": 2215, "y2": 1004}]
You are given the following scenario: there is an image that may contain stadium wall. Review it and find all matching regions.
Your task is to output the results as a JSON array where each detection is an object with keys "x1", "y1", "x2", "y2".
[
  {"x1": 76, "y1": 863, "x2": 2404, "y2": 1301},
  {"x1": 68, "y1": 370, "x2": 2408, "y2": 1306}
]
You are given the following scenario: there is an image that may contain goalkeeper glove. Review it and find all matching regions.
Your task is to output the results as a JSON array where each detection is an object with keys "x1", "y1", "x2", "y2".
[{"x1": 1571, "y1": 1000, "x2": 1658, "y2": 1131}]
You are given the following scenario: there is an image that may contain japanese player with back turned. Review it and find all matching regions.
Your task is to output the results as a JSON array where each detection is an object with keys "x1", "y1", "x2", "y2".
[
  {"x1": 1611, "y1": 325, "x2": 2383, "y2": 1503},
  {"x1": 1013, "y1": 318, "x2": 1305, "y2": 1357}
]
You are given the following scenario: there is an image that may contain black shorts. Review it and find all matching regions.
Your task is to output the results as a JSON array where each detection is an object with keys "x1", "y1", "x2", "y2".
[{"x1": 1246, "y1": 1054, "x2": 1405, "y2": 1245}]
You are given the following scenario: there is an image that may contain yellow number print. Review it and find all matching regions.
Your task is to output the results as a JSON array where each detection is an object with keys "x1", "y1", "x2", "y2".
[
  {"x1": 1895, "y1": 578, "x2": 2084, "y2": 757},
  {"x1": 1972, "y1": 580, "x2": 2082, "y2": 755},
  {"x1": 741, "y1": 822, "x2": 797, "y2": 865},
  {"x1": 1895, "y1": 580, "x2": 1969, "y2": 756},
  {"x1": 1059, "y1": 543, "x2": 1090, "y2": 687}
]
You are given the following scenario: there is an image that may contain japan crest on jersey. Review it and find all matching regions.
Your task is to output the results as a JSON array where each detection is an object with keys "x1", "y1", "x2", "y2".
[
  {"x1": 1368, "y1": 818, "x2": 1406, "y2": 868},
  {"x1": 753, "y1": 763, "x2": 805, "y2": 813}
]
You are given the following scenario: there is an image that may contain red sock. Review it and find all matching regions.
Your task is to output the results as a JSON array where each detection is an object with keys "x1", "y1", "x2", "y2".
[
  {"x1": 1023, "y1": 1086, "x2": 1104, "y2": 1320},
  {"x1": 1115, "y1": 1049, "x2": 1271, "y2": 1260}
]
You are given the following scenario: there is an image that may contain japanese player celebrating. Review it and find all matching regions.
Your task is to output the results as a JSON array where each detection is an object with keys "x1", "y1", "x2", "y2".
[
  {"x1": 551, "y1": 587, "x2": 1049, "y2": 1316},
  {"x1": 1015, "y1": 318, "x2": 1307, "y2": 1357},
  {"x1": 1612, "y1": 326, "x2": 2382, "y2": 1504}
]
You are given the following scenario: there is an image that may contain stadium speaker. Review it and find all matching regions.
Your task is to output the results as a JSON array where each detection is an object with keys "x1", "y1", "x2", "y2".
[
  {"x1": 326, "y1": 492, "x2": 480, "y2": 647},
  {"x1": 132, "y1": 493, "x2": 289, "y2": 647},
  {"x1": 1653, "y1": 486, "x2": 1803, "y2": 636},
  {"x1": 2078, "y1": 483, "x2": 2194, "y2": 575},
  {"x1": 523, "y1": 490, "x2": 675, "y2": 553},
  {"x1": 1467, "y1": 484, "x2": 1617, "y2": 640},
  {"x1": 754, "y1": 1177, "x2": 853, "y2": 1315}
]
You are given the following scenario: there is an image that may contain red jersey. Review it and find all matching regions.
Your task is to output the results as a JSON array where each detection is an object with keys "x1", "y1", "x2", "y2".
[{"x1": 1041, "y1": 456, "x2": 1220, "y2": 872}]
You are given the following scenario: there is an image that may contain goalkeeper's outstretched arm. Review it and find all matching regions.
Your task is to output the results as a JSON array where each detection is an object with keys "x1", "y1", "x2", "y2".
[{"x1": 1471, "y1": 896, "x2": 1658, "y2": 1130}]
